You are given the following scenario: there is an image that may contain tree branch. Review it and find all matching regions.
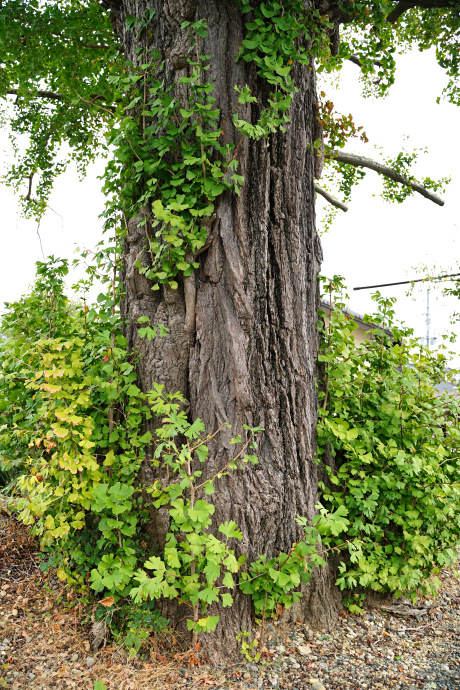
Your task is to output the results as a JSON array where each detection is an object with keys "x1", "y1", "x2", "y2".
[
  {"x1": 100, "y1": 0, "x2": 123, "y2": 9},
  {"x1": 6, "y1": 89, "x2": 116, "y2": 113},
  {"x1": 386, "y1": 0, "x2": 455, "y2": 23},
  {"x1": 348, "y1": 54, "x2": 383, "y2": 68},
  {"x1": 315, "y1": 184, "x2": 349, "y2": 212},
  {"x1": 327, "y1": 151, "x2": 445, "y2": 206},
  {"x1": 6, "y1": 89, "x2": 64, "y2": 101},
  {"x1": 387, "y1": 1, "x2": 414, "y2": 22},
  {"x1": 317, "y1": 0, "x2": 457, "y2": 26},
  {"x1": 25, "y1": 173, "x2": 34, "y2": 202}
]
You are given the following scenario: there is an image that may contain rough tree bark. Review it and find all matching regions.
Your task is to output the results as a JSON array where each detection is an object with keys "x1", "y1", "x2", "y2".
[{"x1": 109, "y1": 0, "x2": 341, "y2": 660}]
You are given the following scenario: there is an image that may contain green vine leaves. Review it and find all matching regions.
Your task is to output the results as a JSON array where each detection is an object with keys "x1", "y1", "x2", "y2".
[
  {"x1": 103, "y1": 5, "x2": 332, "y2": 289},
  {"x1": 104, "y1": 17, "x2": 239, "y2": 289}
]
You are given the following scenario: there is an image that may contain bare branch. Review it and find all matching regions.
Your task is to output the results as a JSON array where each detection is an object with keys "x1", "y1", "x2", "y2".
[
  {"x1": 327, "y1": 150, "x2": 445, "y2": 206},
  {"x1": 315, "y1": 184, "x2": 349, "y2": 212}
]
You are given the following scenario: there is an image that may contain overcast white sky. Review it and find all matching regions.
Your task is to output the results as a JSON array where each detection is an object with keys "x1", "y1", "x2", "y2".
[
  {"x1": 317, "y1": 49, "x2": 460, "y2": 357},
  {"x1": 1, "y1": 47, "x2": 459, "y2": 357}
]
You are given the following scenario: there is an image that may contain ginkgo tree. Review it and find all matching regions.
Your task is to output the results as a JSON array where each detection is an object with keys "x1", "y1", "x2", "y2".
[{"x1": 1, "y1": 0, "x2": 459, "y2": 659}]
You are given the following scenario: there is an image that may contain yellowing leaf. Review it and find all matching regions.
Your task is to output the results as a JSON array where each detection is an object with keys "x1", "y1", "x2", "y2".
[{"x1": 41, "y1": 384, "x2": 62, "y2": 393}]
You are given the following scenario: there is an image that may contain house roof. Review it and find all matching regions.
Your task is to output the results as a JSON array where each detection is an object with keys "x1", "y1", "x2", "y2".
[
  {"x1": 320, "y1": 300, "x2": 458, "y2": 396},
  {"x1": 319, "y1": 300, "x2": 393, "y2": 338}
]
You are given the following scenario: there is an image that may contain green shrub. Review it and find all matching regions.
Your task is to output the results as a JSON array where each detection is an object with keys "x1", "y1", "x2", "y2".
[
  {"x1": 318, "y1": 277, "x2": 460, "y2": 610},
  {"x1": 1, "y1": 257, "x2": 331, "y2": 650}
]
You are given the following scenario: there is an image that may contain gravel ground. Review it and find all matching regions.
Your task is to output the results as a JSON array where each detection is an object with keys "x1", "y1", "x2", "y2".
[{"x1": 2, "y1": 502, "x2": 460, "y2": 689}]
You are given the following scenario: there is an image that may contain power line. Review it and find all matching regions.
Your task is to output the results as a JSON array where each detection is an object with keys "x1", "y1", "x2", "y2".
[{"x1": 353, "y1": 272, "x2": 460, "y2": 291}]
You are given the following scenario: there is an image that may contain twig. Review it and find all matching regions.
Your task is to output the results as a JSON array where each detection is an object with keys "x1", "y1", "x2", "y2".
[
  {"x1": 36, "y1": 219, "x2": 45, "y2": 258},
  {"x1": 71, "y1": 88, "x2": 116, "y2": 115},
  {"x1": 194, "y1": 435, "x2": 254, "y2": 492}
]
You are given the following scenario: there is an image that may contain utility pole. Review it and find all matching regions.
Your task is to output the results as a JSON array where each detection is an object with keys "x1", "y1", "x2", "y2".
[{"x1": 426, "y1": 288, "x2": 431, "y2": 349}]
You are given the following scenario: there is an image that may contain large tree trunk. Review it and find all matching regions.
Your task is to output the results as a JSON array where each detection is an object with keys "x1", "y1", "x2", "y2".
[{"x1": 111, "y1": 0, "x2": 341, "y2": 660}]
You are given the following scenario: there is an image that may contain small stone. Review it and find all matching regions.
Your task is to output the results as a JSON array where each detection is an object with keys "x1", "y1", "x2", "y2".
[
  {"x1": 85, "y1": 656, "x2": 96, "y2": 668},
  {"x1": 275, "y1": 645, "x2": 286, "y2": 653},
  {"x1": 311, "y1": 683, "x2": 326, "y2": 690},
  {"x1": 297, "y1": 644, "x2": 312, "y2": 656},
  {"x1": 71, "y1": 653, "x2": 78, "y2": 662},
  {"x1": 28, "y1": 673, "x2": 35, "y2": 680}
]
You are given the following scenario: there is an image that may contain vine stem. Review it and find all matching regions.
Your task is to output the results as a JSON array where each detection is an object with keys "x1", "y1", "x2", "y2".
[
  {"x1": 195, "y1": 35, "x2": 207, "y2": 183},
  {"x1": 194, "y1": 434, "x2": 254, "y2": 492},
  {"x1": 108, "y1": 249, "x2": 116, "y2": 439},
  {"x1": 214, "y1": 538, "x2": 360, "y2": 591},
  {"x1": 143, "y1": 31, "x2": 147, "y2": 140},
  {"x1": 259, "y1": 590, "x2": 268, "y2": 650},
  {"x1": 187, "y1": 422, "x2": 227, "y2": 454},
  {"x1": 186, "y1": 453, "x2": 198, "y2": 647},
  {"x1": 322, "y1": 283, "x2": 333, "y2": 409}
]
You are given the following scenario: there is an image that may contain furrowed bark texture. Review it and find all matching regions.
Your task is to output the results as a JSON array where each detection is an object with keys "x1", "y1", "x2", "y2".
[{"x1": 111, "y1": 0, "x2": 340, "y2": 660}]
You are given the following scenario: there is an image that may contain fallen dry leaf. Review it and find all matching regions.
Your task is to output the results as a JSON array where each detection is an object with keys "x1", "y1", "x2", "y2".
[
  {"x1": 99, "y1": 595, "x2": 115, "y2": 607},
  {"x1": 54, "y1": 665, "x2": 69, "y2": 678}
]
